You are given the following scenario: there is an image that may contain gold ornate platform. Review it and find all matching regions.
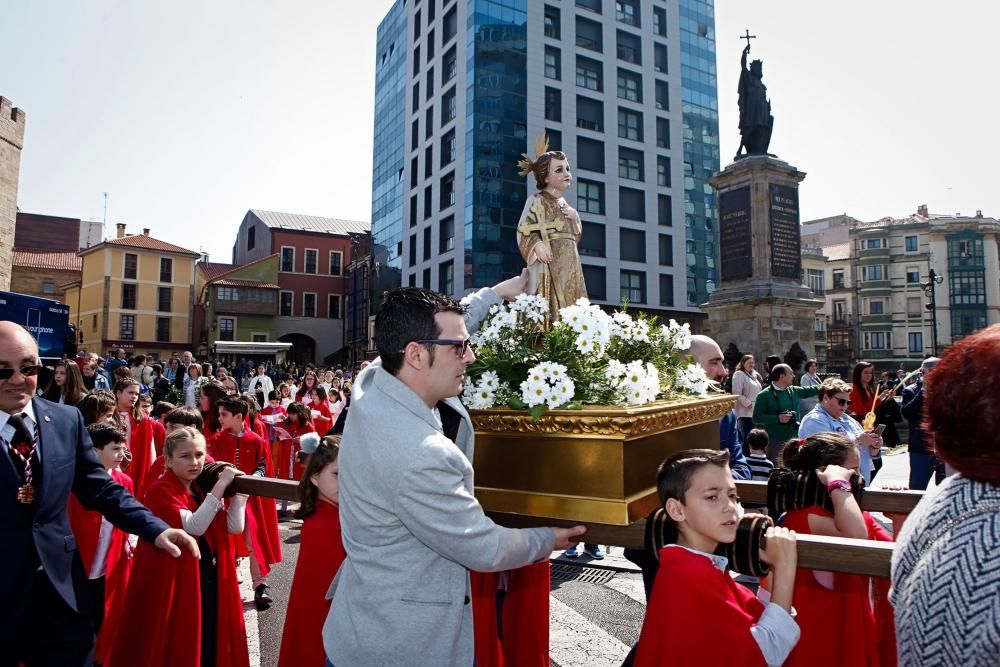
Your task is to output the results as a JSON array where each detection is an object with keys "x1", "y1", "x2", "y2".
[{"x1": 471, "y1": 394, "x2": 738, "y2": 525}]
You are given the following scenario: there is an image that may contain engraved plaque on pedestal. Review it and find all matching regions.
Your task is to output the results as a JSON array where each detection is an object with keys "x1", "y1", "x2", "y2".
[
  {"x1": 769, "y1": 183, "x2": 801, "y2": 279},
  {"x1": 720, "y1": 186, "x2": 752, "y2": 283}
]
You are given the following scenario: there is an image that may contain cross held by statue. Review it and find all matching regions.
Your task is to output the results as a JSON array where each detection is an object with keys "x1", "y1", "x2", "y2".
[
  {"x1": 741, "y1": 28, "x2": 756, "y2": 48},
  {"x1": 518, "y1": 207, "x2": 565, "y2": 249}
]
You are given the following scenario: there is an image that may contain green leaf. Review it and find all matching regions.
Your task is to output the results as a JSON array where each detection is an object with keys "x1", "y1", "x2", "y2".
[
  {"x1": 564, "y1": 401, "x2": 583, "y2": 410},
  {"x1": 508, "y1": 395, "x2": 527, "y2": 410},
  {"x1": 529, "y1": 403, "x2": 546, "y2": 420}
]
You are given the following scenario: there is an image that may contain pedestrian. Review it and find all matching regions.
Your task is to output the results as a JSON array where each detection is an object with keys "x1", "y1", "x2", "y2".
[
  {"x1": 150, "y1": 363, "x2": 172, "y2": 404},
  {"x1": 752, "y1": 363, "x2": 820, "y2": 462},
  {"x1": 115, "y1": 377, "x2": 162, "y2": 498},
  {"x1": 731, "y1": 354, "x2": 763, "y2": 447},
  {"x1": 745, "y1": 428, "x2": 774, "y2": 481},
  {"x1": 79, "y1": 389, "x2": 118, "y2": 426},
  {"x1": 41, "y1": 358, "x2": 87, "y2": 405},
  {"x1": 900, "y1": 357, "x2": 943, "y2": 489},
  {"x1": 849, "y1": 361, "x2": 891, "y2": 479},
  {"x1": 130, "y1": 354, "x2": 153, "y2": 388},
  {"x1": 798, "y1": 358, "x2": 821, "y2": 414},
  {"x1": 182, "y1": 362, "x2": 202, "y2": 407},
  {"x1": 797, "y1": 378, "x2": 883, "y2": 482},
  {"x1": 689, "y1": 335, "x2": 751, "y2": 480}
]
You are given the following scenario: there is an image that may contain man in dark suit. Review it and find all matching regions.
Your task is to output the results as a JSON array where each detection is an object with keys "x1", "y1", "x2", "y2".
[
  {"x1": 173, "y1": 349, "x2": 195, "y2": 393},
  {"x1": 0, "y1": 321, "x2": 199, "y2": 666}
]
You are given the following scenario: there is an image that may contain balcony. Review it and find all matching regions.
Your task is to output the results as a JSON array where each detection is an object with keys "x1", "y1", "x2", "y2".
[
  {"x1": 827, "y1": 314, "x2": 854, "y2": 328},
  {"x1": 215, "y1": 300, "x2": 278, "y2": 316},
  {"x1": 948, "y1": 255, "x2": 985, "y2": 270}
]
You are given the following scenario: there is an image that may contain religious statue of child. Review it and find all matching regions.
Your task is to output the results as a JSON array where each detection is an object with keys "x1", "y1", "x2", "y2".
[{"x1": 516, "y1": 134, "x2": 588, "y2": 322}]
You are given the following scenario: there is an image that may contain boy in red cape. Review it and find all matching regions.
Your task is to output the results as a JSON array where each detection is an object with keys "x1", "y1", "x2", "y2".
[
  {"x1": 633, "y1": 449, "x2": 800, "y2": 667},
  {"x1": 104, "y1": 427, "x2": 249, "y2": 667},
  {"x1": 278, "y1": 434, "x2": 345, "y2": 667},
  {"x1": 68, "y1": 423, "x2": 135, "y2": 665},
  {"x1": 209, "y1": 396, "x2": 282, "y2": 610}
]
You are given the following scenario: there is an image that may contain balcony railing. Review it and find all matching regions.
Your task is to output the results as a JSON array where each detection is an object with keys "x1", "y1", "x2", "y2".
[{"x1": 827, "y1": 314, "x2": 854, "y2": 327}]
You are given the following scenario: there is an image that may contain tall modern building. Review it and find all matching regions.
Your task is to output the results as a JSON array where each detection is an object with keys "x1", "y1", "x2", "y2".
[{"x1": 370, "y1": 0, "x2": 720, "y2": 319}]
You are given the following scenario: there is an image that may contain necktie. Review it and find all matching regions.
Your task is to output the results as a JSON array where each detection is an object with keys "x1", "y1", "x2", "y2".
[{"x1": 7, "y1": 414, "x2": 38, "y2": 504}]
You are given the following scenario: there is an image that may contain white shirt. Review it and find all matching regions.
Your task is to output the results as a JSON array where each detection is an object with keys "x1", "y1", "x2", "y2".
[
  {"x1": 89, "y1": 517, "x2": 115, "y2": 579},
  {"x1": 0, "y1": 402, "x2": 40, "y2": 462}
]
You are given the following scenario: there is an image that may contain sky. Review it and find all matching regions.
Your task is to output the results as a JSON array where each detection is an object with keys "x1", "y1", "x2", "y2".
[{"x1": 2, "y1": 1, "x2": 997, "y2": 262}]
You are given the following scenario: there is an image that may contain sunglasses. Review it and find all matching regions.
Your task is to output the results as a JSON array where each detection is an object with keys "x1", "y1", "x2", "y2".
[
  {"x1": 409, "y1": 339, "x2": 473, "y2": 357},
  {"x1": 0, "y1": 365, "x2": 43, "y2": 380},
  {"x1": 836, "y1": 398, "x2": 852, "y2": 407}
]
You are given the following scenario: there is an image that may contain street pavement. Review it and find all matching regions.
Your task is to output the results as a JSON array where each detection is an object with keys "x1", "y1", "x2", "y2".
[{"x1": 249, "y1": 451, "x2": 914, "y2": 666}]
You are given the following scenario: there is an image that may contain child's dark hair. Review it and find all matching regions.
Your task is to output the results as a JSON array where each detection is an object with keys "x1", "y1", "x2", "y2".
[
  {"x1": 154, "y1": 401, "x2": 175, "y2": 420},
  {"x1": 267, "y1": 390, "x2": 280, "y2": 402},
  {"x1": 218, "y1": 396, "x2": 248, "y2": 418},
  {"x1": 164, "y1": 406, "x2": 204, "y2": 431},
  {"x1": 311, "y1": 384, "x2": 328, "y2": 402},
  {"x1": 296, "y1": 436, "x2": 341, "y2": 520},
  {"x1": 780, "y1": 432, "x2": 854, "y2": 470},
  {"x1": 87, "y1": 422, "x2": 127, "y2": 449},
  {"x1": 236, "y1": 394, "x2": 257, "y2": 422},
  {"x1": 746, "y1": 428, "x2": 769, "y2": 452},
  {"x1": 78, "y1": 390, "x2": 117, "y2": 426},
  {"x1": 656, "y1": 448, "x2": 731, "y2": 506},
  {"x1": 285, "y1": 401, "x2": 312, "y2": 425}
]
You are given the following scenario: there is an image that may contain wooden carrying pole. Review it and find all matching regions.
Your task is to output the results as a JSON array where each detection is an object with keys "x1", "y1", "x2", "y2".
[{"x1": 231, "y1": 478, "x2": 916, "y2": 578}]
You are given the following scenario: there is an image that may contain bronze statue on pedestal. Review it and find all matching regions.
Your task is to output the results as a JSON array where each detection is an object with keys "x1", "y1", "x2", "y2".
[{"x1": 736, "y1": 29, "x2": 774, "y2": 159}]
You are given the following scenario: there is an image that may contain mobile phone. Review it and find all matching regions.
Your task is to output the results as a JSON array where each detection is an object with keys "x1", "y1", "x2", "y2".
[{"x1": 874, "y1": 424, "x2": 887, "y2": 436}]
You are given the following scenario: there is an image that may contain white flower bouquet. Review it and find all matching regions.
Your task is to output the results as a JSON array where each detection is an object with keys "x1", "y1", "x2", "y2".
[{"x1": 462, "y1": 295, "x2": 712, "y2": 418}]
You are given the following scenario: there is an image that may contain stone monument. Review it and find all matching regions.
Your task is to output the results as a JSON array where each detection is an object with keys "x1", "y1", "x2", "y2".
[{"x1": 701, "y1": 33, "x2": 823, "y2": 367}]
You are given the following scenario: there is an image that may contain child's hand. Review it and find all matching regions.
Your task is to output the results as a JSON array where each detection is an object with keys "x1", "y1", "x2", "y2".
[
  {"x1": 218, "y1": 465, "x2": 242, "y2": 488},
  {"x1": 760, "y1": 526, "x2": 797, "y2": 571},
  {"x1": 815, "y1": 464, "x2": 854, "y2": 485}
]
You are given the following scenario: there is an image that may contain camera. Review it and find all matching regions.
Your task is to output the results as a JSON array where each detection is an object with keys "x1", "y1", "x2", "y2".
[{"x1": 781, "y1": 410, "x2": 799, "y2": 428}]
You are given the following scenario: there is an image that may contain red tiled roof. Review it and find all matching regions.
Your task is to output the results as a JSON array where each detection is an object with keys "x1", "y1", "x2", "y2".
[
  {"x1": 214, "y1": 278, "x2": 280, "y2": 289},
  {"x1": 199, "y1": 262, "x2": 236, "y2": 281},
  {"x1": 85, "y1": 234, "x2": 200, "y2": 256},
  {"x1": 11, "y1": 249, "x2": 82, "y2": 272}
]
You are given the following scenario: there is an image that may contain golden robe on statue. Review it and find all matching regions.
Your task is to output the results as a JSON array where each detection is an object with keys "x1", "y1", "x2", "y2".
[{"x1": 516, "y1": 190, "x2": 588, "y2": 319}]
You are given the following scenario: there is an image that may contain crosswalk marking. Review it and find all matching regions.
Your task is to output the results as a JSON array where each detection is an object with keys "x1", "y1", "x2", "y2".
[
  {"x1": 549, "y1": 594, "x2": 632, "y2": 667},
  {"x1": 603, "y1": 574, "x2": 647, "y2": 606}
]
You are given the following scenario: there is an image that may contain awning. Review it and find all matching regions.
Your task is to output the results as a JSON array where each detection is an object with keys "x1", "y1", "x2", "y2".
[{"x1": 213, "y1": 341, "x2": 293, "y2": 356}]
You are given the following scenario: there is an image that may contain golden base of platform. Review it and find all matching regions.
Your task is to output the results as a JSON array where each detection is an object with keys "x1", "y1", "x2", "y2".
[{"x1": 471, "y1": 394, "x2": 737, "y2": 525}]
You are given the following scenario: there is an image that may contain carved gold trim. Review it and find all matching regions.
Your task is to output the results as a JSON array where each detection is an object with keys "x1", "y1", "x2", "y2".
[{"x1": 470, "y1": 394, "x2": 737, "y2": 437}]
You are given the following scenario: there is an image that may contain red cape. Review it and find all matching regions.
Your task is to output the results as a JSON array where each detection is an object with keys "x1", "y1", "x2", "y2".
[
  {"x1": 780, "y1": 508, "x2": 895, "y2": 667},
  {"x1": 277, "y1": 501, "x2": 345, "y2": 667},
  {"x1": 471, "y1": 562, "x2": 550, "y2": 667},
  {"x1": 104, "y1": 470, "x2": 249, "y2": 667},
  {"x1": 310, "y1": 400, "x2": 333, "y2": 436},
  {"x1": 68, "y1": 468, "x2": 135, "y2": 664},
  {"x1": 634, "y1": 547, "x2": 768, "y2": 667},
  {"x1": 274, "y1": 421, "x2": 315, "y2": 481},
  {"x1": 125, "y1": 414, "x2": 158, "y2": 498},
  {"x1": 208, "y1": 430, "x2": 282, "y2": 574}
]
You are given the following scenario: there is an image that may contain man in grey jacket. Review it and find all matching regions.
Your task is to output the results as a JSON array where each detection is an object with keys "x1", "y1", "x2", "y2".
[{"x1": 324, "y1": 281, "x2": 585, "y2": 667}]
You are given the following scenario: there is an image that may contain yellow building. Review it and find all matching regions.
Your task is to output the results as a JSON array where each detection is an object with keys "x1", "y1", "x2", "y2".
[{"x1": 64, "y1": 223, "x2": 200, "y2": 360}]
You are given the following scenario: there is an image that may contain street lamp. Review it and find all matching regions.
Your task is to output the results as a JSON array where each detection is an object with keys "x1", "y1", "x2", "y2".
[{"x1": 923, "y1": 268, "x2": 944, "y2": 356}]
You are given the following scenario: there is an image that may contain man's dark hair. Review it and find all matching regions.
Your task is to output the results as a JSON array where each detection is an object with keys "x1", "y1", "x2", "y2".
[
  {"x1": 164, "y1": 406, "x2": 204, "y2": 430},
  {"x1": 656, "y1": 448, "x2": 731, "y2": 506},
  {"x1": 87, "y1": 422, "x2": 127, "y2": 449},
  {"x1": 153, "y1": 401, "x2": 176, "y2": 419},
  {"x1": 218, "y1": 396, "x2": 247, "y2": 418},
  {"x1": 374, "y1": 287, "x2": 466, "y2": 376}
]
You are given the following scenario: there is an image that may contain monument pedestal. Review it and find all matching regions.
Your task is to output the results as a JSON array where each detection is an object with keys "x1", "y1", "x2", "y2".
[{"x1": 702, "y1": 155, "x2": 823, "y2": 363}]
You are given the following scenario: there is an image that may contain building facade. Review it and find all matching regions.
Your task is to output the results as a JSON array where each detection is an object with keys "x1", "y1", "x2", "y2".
[
  {"x1": 373, "y1": 0, "x2": 719, "y2": 322},
  {"x1": 231, "y1": 209, "x2": 369, "y2": 365},
  {"x1": 0, "y1": 97, "x2": 26, "y2": 291},
  {"x1": 10, "y1": 250, "x2": 82, "y2": 301},
  {"x1": 64, "y1": 224, "x2": 199, "y2": 359}
]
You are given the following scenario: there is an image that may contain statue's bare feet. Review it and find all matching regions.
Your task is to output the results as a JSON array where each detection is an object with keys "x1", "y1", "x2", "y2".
[{"x1": 492, "y1": 269, "x2": 529, "y2": 302}]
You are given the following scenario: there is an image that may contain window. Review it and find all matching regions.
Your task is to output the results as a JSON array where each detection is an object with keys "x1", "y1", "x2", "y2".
[
  {"x1": 615, "y1": 0, "x2": 639, "y2": 26},
  {"x1": 544, "y1": 47, "x2": 561, "y2": 80},
  {"x1": 439, "y1": 260, "x2": 454, "y2": 295},
  {"x1": 412, "y1": 82, "x2": 420, "y2": 112},
  {"x1": 217, "y1": 287, "x2": 238, "y2": 301},
  {"x1": 250, "y1": 333, "x2": 268, "y2": 343},
  {"x1": 443, "y1": 6, "x2": 457, "y2": 43},
  {"x1": 409, "y1": 234, "x2": 417, "y2": 265},
  {"x1": 616, "y1": 30, "x2": 641, "y2": 65},
  {"x1": 905, "y1": 235, "x2": 919, "y2": 252},
  {"x1": 427, "y1": 29, "x2": 435, "y2": 59},
  {"x1": 949, "y1": 237, "x2": 984, "y2": 268},
  {"x1": 409, "y1": 195, "x2": 418, "y2": 227},
  {"x1": 410, "y1": 156, "x2": 419, "y2": 187},
  {"x1": 576, "y1": 95, "x2": 603, "y2": 131},
  {"x1": 656, "y1": 156, "x2": 671, "y2": 187},
  {"x1": 617, "y1": 68, "x2": 642, "y2": 102},
  {"x1": 442, "y1": 46, "x2": 457, "y2": 84},
  {"x1": 619, "y1": 147, "x2": 643, "y2": 181},
  {"x1": 653, "y1": 6, "x2": 667, "y2": 36},
  {"x1": 442, "y1": 87, "x2": 457, "y2": 124},
  {"x1": 328, "y1": 294, "x2": 341, "y2": 319},
  {"x1": 656, "y1": 117, "x2": 670, "y2": 148},
  {"x1": 659, "y1": 274, "x2": 674, "y2": 307},
  {"x1": 577, "y1": 0, "x2": 602, "y2": 13},
  {"x1": 544, "y1": 86, "x2": 561, "y2": 122},
  {"x1": 304, "y1": 249, "x2": 318, "y2": 274},
  {"x1": 867, "y1": 298, "x2": 886, "y2": 315},
  {"x1": 582, "y1": 265, "x2": 607, "y2": 300},
  {"x1": 156, "y1": 317, "x2": 170, "y2": 343},
  {"x1": 544, "y1": 5, "x2": 560, "y2": 38},
  {"x1": 654, "y1": 43, "x2": 668, "y2": 73},
  {"x1": 655, "y1": 80, "x2": 669, "y2": 110},
  {"x1": 425, "y1": 145, "x2": 433, "y2": 178},
  {"x1": 219, "y1": 317, "x2": 235, "y2": 341},
  {"x1": 439, "y1": 216, "x2": 455, "y2": 253},
  {"x1": 414, "y1": 9, "x2": 421, "y2": 40},
  {"x1": 832, "y1": 270, "x2": 845, "y2": 289},
  {"x1": 619, "y1": 187, "x2": 645, "y2": 221},
  {"x1": 806, "y1": 269, "x2": 824, "y2": 295},
  {"x1": 441, "y1": 129, "x2": 456, "y2": 166},
  {"x1": 864, "y1": 238, "x2": 886, "y2": 249},
  {"x1": 862, "y1": 264, "x2": 886, "y2": 281},
  {"x1": 121, "y1": 283, "x2": 136, "y2": 310},
  {"x1": 618, "y1": 107, "x2": 642, "y2": 141},
  {"x1": 411, "y1": 118, "x2": 419, "y2": 150},
  {"x1": 247, "y1": 225, "x2": 256, "y2": 251},
  {"x1": 546, "y1": 129, "x2": 562, "y2": 150},
  {"x1": 621, "y1": 270, "x2": 646, "y2": 304},
  {"x1": 329, "y1": 251, "x2": 343, "y2": 276},
  {"x1": 908, "y1": 331, "x2": 923, "y2": 354},
  {"x1": 157, "y1": 286, "x2": 172, "y2": 312},
  {"x1": 651, "y1": 195, "x2": 670, "y2": 227},
  {"x1": 91, "y1": 314, "x2": 97, "y2": 330},
  {"x1": 907, "y1": 297, "x2": 922, "y2": 317},
  {"x1": 303, "y1": 293, "x2": 317, "y2": 318},
  {"x1": 579, "y1": 222, "x2": 606, "y2": 257},
  {"x1": 576, "y1": 16, "x2": 603, "y2": 52},
  {"x1": 42, "y1": 281, "x2": 54, "y2": 294},
  {"x1": 423, "y1": 227, "x2": 432, "y2": 261},
  {"x1": 658, "y1": 234, "x2": 673, "y2": 266},
  {"x1": 620, "y1": 228, "x2": 646, "y2": 262},
  {"x1": 576, "y1": 56, "x2": 602, "y2": 91},
  {"x1": 577, "y1": 179, "x2": 604, "y2": 214},
  {"x1": 279, "y1": 291, "x2": 293, "y2": 316},
  {"x1": 576, "y1": 137, "x2": 604, "y2": 172},
  {"x1": 906, "y1": 268, "x2": 920, "y2": 283},
  {"x1": 949, "y1": 272, "x2": 986, "y2": 306},
  {"x1": 832, "y1": 300, "x2": 847, "y2": 323},
  {"x1": 120, "y1": 315, "x2": 135, "y2": 341},
  {"x1": 440, "y1": 172, "x2": 455, "y2": 210},
  {"x1": 281, "y1": 246, "x2": 295, "y2": 272},
  {"x1": 424, "y1": 186, "x2": 433, "y2": 219},
  {"x1": 427, "y1": 0, "x2": 435, "y2": 22},
  {"x1": 952, "y1": 311, "x2": 987, "y2": 341},
  {"x1": 863, "y1": 331, "x2": 890, "y2": 350},
  {"x1": 425, "y1": 106, "x2": 433, "y2": 139},
  {"x1": 413, "y1": 46, "x2": 421, "y2": 76},
  {"x1": 422, "y1": 267, "x2": 431, "y2": 288},
  {"x1": 124, "y1": 253, "x2": 137, "y2": 279}
]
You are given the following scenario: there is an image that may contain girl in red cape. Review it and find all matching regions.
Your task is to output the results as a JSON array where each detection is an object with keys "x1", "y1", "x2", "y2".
[
  {"x1": 308, "y1": 385, "x2": 333, "y2": 435},
  {"x1": 114, "y1": 377, "x2": 158, "y2": 498},
  {"x1": 777, "y1": 433, "x2": 898, "y2": 667},
  {"x1": 274, "y1": 401, "x2": 315, "y2": 482},
  {"x1": 104, "y1": 427, "x2": 250, "y2": 667},
  {"x1": 471, "y1": 563, "x2": 550, "y2": 667},
  {"x1": 68, "y1": 423, "x2": 135, "y2": 665},
  {"x1": 277, "y1": 435, "x2": 345, "y2": 667}
]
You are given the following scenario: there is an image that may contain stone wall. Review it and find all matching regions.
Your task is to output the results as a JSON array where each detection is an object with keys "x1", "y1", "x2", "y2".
[
  {"x1": 10, "y1": 267, "x2": 79, "y2": 301},
  {"x1": 0, "y1": 97, "x2": 27, "y2": 291}
]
